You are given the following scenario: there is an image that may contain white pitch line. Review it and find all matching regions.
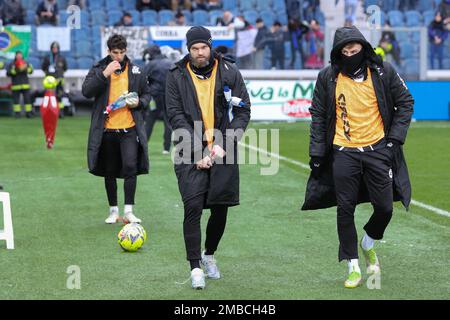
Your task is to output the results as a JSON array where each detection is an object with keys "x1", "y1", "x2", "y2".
[{"x1": 239, "y1": 142, "x2": 450, "y2": 218}]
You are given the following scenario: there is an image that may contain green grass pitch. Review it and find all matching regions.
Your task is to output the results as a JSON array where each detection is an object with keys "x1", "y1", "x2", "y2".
[{"x1": 0, "y1": 117, "x2": 449, "y2": 299}]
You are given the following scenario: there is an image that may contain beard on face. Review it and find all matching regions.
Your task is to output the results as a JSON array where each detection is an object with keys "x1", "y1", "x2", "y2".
[{"x1": 191, "y1": 54, "x2": 210, "y2": 68}]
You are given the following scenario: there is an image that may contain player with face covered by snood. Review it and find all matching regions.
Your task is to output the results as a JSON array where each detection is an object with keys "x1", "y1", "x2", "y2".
[{"x1": 302, "y1": 26, "x2": 414, "y2": 288}]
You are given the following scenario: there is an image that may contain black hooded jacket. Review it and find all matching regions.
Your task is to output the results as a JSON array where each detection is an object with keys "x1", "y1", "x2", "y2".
[{"x1": 302, "y1": 26, "x2": 414, "y2": 210}]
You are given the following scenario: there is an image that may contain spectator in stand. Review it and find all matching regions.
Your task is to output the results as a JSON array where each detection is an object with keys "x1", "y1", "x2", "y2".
[
  {"x1": 207, "y1": 0, "x2": 222, "y2": 10},
  {"x1": 216, "y1": 10, "x2": 245, "y2": 29},
  {"x1": 288, "y1": 18, "x2": 309, "y2": 69},
  {"x1": 114, "y1": 12, "x2": 134, "y2": 27},
  {"x1": 68, "y1": 0, "x2": 86, "y2": 9},
  {"x1": 286, "y1": 0, "x2": 301, "y2": 20},
  {"x1": 1, "y1": 0, "x2": 25, "y2": 25},
  {"x1": 236, "y1": 16, "x2": 256, "y2": 69},
  {"x1": 170, "y1": 0, "x2": 192, "y2": 11},
  {"x1": 336, "y1": 0, "x2": 358, "y2": 25},
  {"x1": 192, "y1": 0, "x2": 208, "y2": 10},
  {"x1": 269, "y1": 21, "x2": 286, "y2": 70},
  {"x1": 379, "y1": 20, "x2": 401, "y2": 66},
  {"x1": 399, "y1": 0, "x2": 418, "y2": 11},
  {"x1": 168, "y1": 11, "x2": 187, "y2": 26},
  {"x1": 303, "y1": 0, "x2": 320, "y2": 21},
  {"x1": 428, "y1": 11, "x2": 448, "y2": 69},
  {"x1": 35, "y1": 0, "x2": 59, "y2": 26},
  {"x1": 304, "y1": 19, "x2": 324, "y2": 69},
  {"x1": 136, "y1": 0, "x2": 167, "y2": 11},
  {"x1": 438, "y1": 0, "x2": 450, "y2": 29},
  {"x1": 253, "y1": 18, "x2": 270, "y2": 69}
]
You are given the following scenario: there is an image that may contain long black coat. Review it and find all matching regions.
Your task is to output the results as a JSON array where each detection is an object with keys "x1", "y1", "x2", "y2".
[
  {"x1": 166, "y1": 53, "x2": 251, "y2": 207},
  {"x1": 302, "y1": 26, "x2": 414, "y2": 211},
  {"x1": 82, "y1": 55, "x2": 151, "y2": 178}
]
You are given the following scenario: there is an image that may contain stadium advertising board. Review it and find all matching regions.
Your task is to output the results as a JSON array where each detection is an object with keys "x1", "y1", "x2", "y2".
[
  {"x1": 101, "y1": 26, "x2": 151, "y2": 61},
  {"x1": 37, "y1": 26, "x2": 70, "y2": 52},
  {"x1": 245, "y1": 80, "x2": 315, "y2": 121}
]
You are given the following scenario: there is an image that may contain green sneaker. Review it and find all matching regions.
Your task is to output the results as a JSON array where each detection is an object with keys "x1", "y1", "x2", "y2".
[
  {"x1": 360, "y1": 240, "x2": 381, "y2": 274},
  {"x1": 344, "y1": 270, "x2": 362, "y2": 288}
]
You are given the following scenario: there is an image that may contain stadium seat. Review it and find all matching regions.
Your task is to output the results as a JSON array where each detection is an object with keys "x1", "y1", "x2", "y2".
[
  {"x1": 395, "y1": 31, "x2": 409, "y2": 43},
  {"x1": 405, "y1": 10, "x2": 422, "y2": 27},
  {"x1": 423, "y1": 10, "x2": 435, "y2": 26},
  {"x1": 75, "y1": 41, "x2": 92, "y2": 58},
  {"x1": 387, "y1": 10, "x2": 405, "y2": 27},
  {"x1": 72, "y1": 28, "x2": 91, "y2": 41},
  {"x1": 122, "y1": 0, "x2": 136, "y2": 11},
  {"x1": 91, "y1": 26, "x2": 101, "y2": 40},
  {"x1": 409, "y1": 31, "x2": 421, "y2": 43},
  {"x1": 108, "y1": 10, "x2": 124, "y2": 26},
  {"x1": 88, "y1": 0, "x2": 104, "y2": 11},
  {"x1": 77, "y1": 57, "x2": 95, "y2": 69},
  {"x1": 382, "y1": 0, "x2": 399, "y2": 12},
  {"x1": 128, "y1": 10, "x2": 142, "y2": 26},
  {"x1": 159, "y1": 10, "x2": 174, "y2": 26},
  {"x1": 443, "y1": 59, "x2": 450, "y2": 69},
  {"x1": 90, "y1": 10, "x2": 106, "y2": 25},
  {"x1": 182, "y1": 10, "x2": 193, "y2": 25},
  {"x1": 400, "y1": 42, "x2": 418, "y2": 59},
  {"x1": 402, "y1": 58, "x2": 420, "y2": 79},
  {"x1": 273, "y1": 0, "x2": 287, "y2": 13},
  {"x1": 65, "y1": 57, "x2": 77, "y2": 69},
  {"x1": 417, "y1": 0, "x2": 434, "y2": 12},
  {"x1": 222, "y1": 0, "x2": 237, "y2": 11},
  {"x1": 243, "y1": 10, "x2": 258, "y2": 26},
  {"x1": 21, "y1": 0, "x2": 34, "y2": 10},
  {"x1": 193, "y1": 10, "x2": 209, "y2": 26},
  {"x1": 142, "y1": 10, "x2": 158, "y2": 25},
  {"x1": 277, "y1": 12, "x2": 288, "y2": 26},
  {"x1": 256, "y1": 0, "x2": 273, "y2": 12},
  {"x1": 209, "y1": 10, "x2": 223, "y2": 26},
  {"x1": 105, "y1": 0, "x2": 121, "y2": 11},
  {"x1": 239, "y1": 0, "x2": 255, "y2": 12},
  {"x1": 27, "y1": 57, "x2": 41, "y2": 70},
  {"x1": 59, "y1": 11, "x2": 70, "y2": 26},
  {"x1": 260, "y1": 10, "x2": 276, "y2": 27},
  {"x1": 25, "y1": 10, "x2": 35, "y2": 25},
  {"x1": 315, "y1": 10, "x2": 326, "y2": 26}
]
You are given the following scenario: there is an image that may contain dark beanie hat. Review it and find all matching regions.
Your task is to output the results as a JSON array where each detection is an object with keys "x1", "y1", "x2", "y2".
[{"x1": 186, "y1": 26, "x2": 212, "y2": 50}]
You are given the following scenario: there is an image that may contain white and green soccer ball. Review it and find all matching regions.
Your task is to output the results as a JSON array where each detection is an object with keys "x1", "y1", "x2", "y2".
[{"x1": 117, "y1": 223, "x2": 146, "y2": 252}]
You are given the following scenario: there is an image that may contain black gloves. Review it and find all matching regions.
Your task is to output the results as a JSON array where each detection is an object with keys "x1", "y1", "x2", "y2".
[{"x1": 309, "y1": 156, "x2": 325, "y2": 178}]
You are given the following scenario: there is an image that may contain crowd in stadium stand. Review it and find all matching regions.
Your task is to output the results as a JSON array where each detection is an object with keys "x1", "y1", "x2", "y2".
[{"x1": 0, "y1": 0, "x2": 448, "y2": 72}]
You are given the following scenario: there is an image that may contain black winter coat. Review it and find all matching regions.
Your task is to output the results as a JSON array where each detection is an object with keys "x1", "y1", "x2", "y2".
[
  {"x1": 143, "y1": 54, "x2": 173, "y2": 97},
  {"x1": 82, "y1": 55, "x2": 151, "y2": 178},
  {"x1": 302, "y1": 26, "x2": 414, "y2": 211},
  {"x1": 166, "y1": 53, "x2": 251, "y2": 207}
]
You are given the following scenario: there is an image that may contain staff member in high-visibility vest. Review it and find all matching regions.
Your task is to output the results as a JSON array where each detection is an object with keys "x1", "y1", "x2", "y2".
[{"x1": 7, "y1": 51, "x2": 34, "y2": 118}]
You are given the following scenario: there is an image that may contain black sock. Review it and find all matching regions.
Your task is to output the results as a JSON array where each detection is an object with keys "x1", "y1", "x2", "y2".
[{"x1": 190, "y1": 260, "x2": 201, "y2": 270}]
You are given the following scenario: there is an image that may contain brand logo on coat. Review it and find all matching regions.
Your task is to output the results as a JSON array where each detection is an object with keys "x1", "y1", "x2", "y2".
[
  {"x1": 389, "y1": 168, "x2": 393, "y2": 179},
  {"x1": 132, "y1": 66, "x2": 141, "y2": 74}
]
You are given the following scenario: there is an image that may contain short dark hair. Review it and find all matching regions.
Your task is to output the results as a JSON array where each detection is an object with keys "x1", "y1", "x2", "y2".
[
  {"x1": 107, "y1": 34, "x2": 127, "y2": 51},
  {"x1": 273, "y1": 21, "x2": 281, "y2": 27},
  {"x1": 256, "y1": 18, "x2": 263, "y2": 24}
]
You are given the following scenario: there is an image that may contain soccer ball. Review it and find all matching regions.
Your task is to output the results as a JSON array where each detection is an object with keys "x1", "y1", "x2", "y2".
[
  {"x1": 43, "y1": 76, "x2": 58, "y2": 89},
  {"x1": 133, "y1": 223, "x2": 147, "y2": 242},
  {"x1": 117, "y1": 223, "x2": 145, "y2": 252}
]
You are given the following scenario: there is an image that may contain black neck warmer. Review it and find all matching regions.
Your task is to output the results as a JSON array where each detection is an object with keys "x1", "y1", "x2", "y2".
[{"x1": 340, "y1": 50, "x2": 367, "y2": 80}]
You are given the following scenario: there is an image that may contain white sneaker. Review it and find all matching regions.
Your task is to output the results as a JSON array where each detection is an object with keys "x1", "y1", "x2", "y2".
[
  {"x1": 123, "y1": 211, "x2": 142, "y2": 224},
  {"x1": 201, "y1": 251, "x2": 221, "y2": 279},
  {"x1": 191, "y1": 268, "x2": 205, "y2": 290},
  {"x1": 105, "y1": 211, "x2": 120, "y2": 224},
  {"x1": 162, "y1": 150, "x2": 170, "y2": 155}
]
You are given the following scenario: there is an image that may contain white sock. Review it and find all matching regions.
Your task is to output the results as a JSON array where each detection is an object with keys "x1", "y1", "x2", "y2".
[
  {"x1": 124, "y1": 204, "x2": 133, "y2": 214},
  {"x1": 361, "y1": 233, "x2": 375, "y2": 250},
  {"x1": 109, "y1": 206, "x2": 119, "y2": 214},
  {"x1": 348, "y1": 259, "x2": 361, "y2": 274}
]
